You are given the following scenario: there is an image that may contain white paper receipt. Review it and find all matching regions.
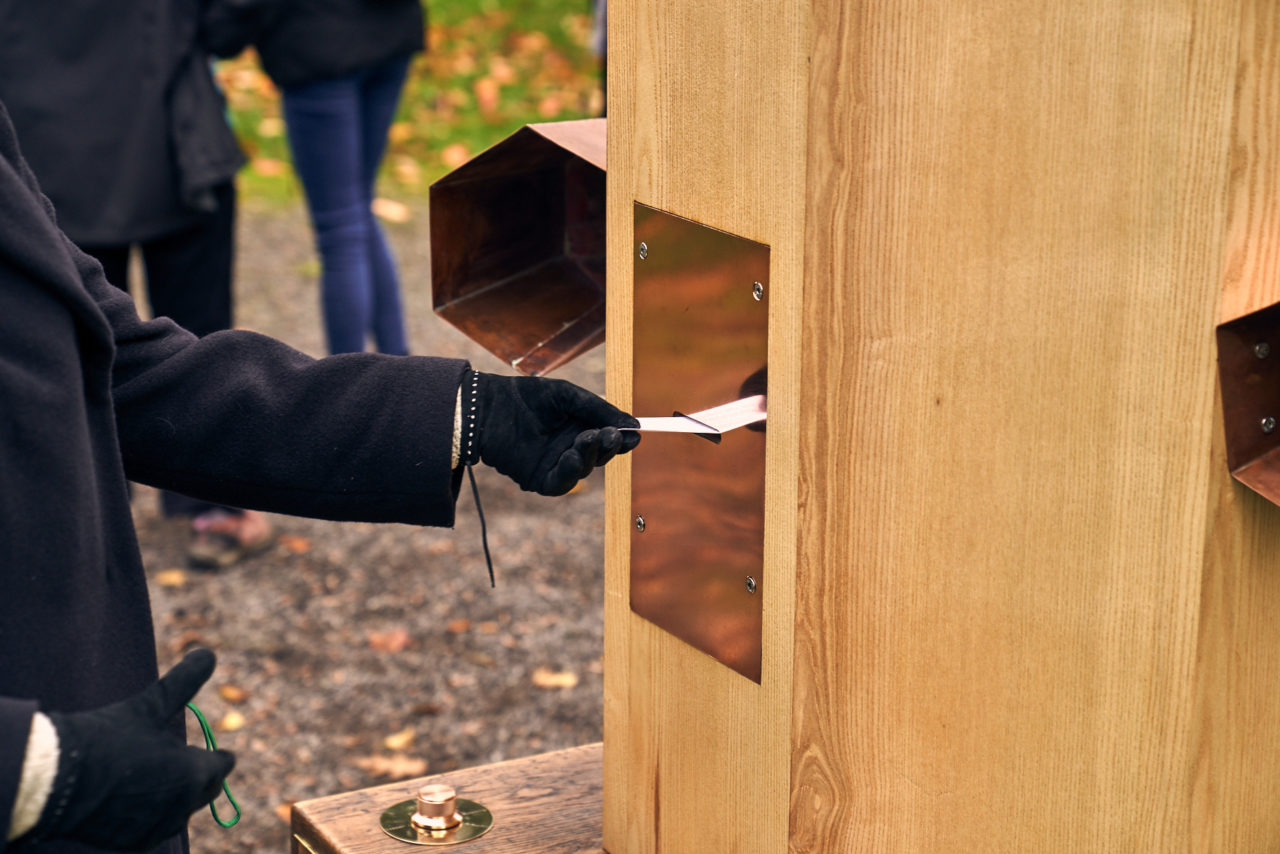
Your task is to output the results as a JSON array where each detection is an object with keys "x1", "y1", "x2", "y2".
[{"x1": 626, "y1": 395, "x2": 766, "y2": 435}]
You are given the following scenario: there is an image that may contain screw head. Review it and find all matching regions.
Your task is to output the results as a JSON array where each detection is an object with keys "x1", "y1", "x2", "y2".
[
  {"x1": 1264, "y1": 417, "x2": 1277, "y2": 435},
  {"x1": 1257, "y1": 342, "x2": 1272, "y2": 359},
  {"x1": 634, "y1": 515, "x2": 646, "y2": 532},
  {"x1": 745, "y1": 576, "x2": 757, "y2": 594},
  {"x1": 638, "y1": 242, "x2": 648, "y2": 260},
  {"x1": 752, "y1": 281, "x2": 764, "y2": 301}
]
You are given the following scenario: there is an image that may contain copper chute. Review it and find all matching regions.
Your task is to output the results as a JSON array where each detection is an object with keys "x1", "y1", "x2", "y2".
[
  {"x1": 1217, "y1": 302, "x2": 1280, "y2": 504},
  {"x1": 429, "y1": 118, "x2": 605, "y2": 376}
]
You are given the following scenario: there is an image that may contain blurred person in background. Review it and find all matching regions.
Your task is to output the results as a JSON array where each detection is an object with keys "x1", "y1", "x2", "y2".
[
  {"x1": 0, "y1": 2, "x2": 274, "y2": 569},
  {"x1": 204, "y1": 0, "x2": 425, "y2": 357}
]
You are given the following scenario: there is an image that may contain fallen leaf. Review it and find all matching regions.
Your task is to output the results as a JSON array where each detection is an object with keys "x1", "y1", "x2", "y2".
[
  {"x1": 446, "y1": 618, "x2": 471, "y2": 634},
  {"x1": 368, "y1": 627, "x2": 412, "y2": 653},
  {"x1": 473, "y1": 76, "x2": 500, "y2": 114},
  {"x1": 476, "y1": 621, "x2": 499, "y2": 635},
  {"x1": 426, "y1": 539, "x2": 455, "y2": 555},
  {"x1": 531, "y1": 667, "x2": 579, "y2": 690},
  {"x1": 537, "y1": 94, "x2": 563, "y2": 119},
  {"x1": 440, "y1": 143, "x2": 470, "y2": 170},
  {"x1": 489, "y1": 56, "x2": 516, "y2": 84},
  {"x1": 218, "y1": 710, "x2": 246, "y2": 732},
  {"x1": 168, "y1": 629, "x2": 207, "y2": 655},
  {"x1": 467, "y1": 651, "x2": 496, "y2": 668},
  {"x1": 383, "y1": 726, "x2": 416, "y2": 751},
  {"x1": 353, "y1": 754, "x2": 428, "y2": 779},
  {"x1": 274, "y1": 803, "x2": 293, "y2": 824},
  {"x1": 388, "y1": 121, "x2": 413, "y2": 144},
  {"x1": 257, "y1": 116, "x2": 283, "y2": 138},
  {"x1": 218, "y1": 684, "x2": 249, "y2": 704},
  {"x1": 371, "y1": 198, "x2": 411, "y2": 224},
  {"x1": 458, "y1": 720, "x2": 483, "y2": 737},
  {"x1": 278, "y1": 534, "x2": 311, "y2": 554},
  {"x1": 251, "y1": 157, "x2": 288, "y2": 177},
  {"x1": 447, "y1": 672, "x2": 477, "y2": 689},
  {"x1": 392, "y1": 155, "x2": 421, "y2": 188},
  {"x1": 154, "y1": 569, "x2": 188, "y2": 588}
]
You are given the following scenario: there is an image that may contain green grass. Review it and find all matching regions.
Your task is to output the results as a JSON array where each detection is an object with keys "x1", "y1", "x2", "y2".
[{"x1": 220, "y1": 0, "x2": 603, "y2": 205}]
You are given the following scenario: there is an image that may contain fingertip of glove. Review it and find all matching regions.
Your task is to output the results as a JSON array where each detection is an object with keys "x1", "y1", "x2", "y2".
[{"x1": 182, "y1": 647, "x2": 216, "y2": 673}]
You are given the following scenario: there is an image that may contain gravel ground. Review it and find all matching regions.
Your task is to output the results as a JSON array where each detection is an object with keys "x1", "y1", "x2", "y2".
[{"x1": 129, "y1": 199, "x2": 609, "y2": 853}]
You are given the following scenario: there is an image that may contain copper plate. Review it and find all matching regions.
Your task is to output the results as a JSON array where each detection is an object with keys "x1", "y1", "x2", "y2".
[
  {"x1": 630, "y1": 202, "x2": 768, "y2": 682},
  {"x1": 1217, "y1": 302, "x2": 1280, "y2": 504}
]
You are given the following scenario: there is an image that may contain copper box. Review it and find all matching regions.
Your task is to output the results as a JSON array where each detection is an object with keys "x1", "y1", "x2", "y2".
[
  {"x1": 429, "y1": 118, "x2": 605, "y2": 376},
  {"x1": 629, "y1": 203, "x2": 769, "y2": 682},
  {"x1": 1217, "y1": 302, "x2": 1280, "y2": 504}
]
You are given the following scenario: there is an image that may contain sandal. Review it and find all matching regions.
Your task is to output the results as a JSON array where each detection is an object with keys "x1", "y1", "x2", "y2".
[{"x1": 187, "y1": 510, "x2": 275, "y2": 569}]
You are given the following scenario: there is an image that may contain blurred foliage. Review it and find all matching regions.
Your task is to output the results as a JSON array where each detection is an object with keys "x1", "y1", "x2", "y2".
[{"x1": 218, "y1": 0, "x2": 603, "y2": 205}]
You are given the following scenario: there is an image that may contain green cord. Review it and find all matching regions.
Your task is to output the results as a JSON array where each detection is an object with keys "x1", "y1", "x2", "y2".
[{"x1": 185, "y1": 702, "x2": 242, "y2": 828}]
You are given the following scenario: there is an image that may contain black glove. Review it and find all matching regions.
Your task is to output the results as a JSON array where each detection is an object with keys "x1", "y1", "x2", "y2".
[
  {"x1": 29, "y1": 649, "x2": 235, "y2": 852},
  {"x1": 461, "y1": 370, "x2": 640, "y2": 496}
]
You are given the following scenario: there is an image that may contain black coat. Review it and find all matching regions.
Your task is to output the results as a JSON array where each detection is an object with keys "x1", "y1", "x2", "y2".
[
  {"x1": 0, "y1": 101, "x2": 465, "y2": 853},
  {"x1": 0, "y1": 1, "x2": 244, "y2": 246},
  {"x1": 202, "y1": 0, "x2": 425, "y2": 90}
]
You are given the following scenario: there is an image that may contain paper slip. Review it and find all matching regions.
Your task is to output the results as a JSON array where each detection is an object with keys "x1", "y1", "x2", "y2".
[{"x1": 626, "y1": 395, "x2": 767, "y2": 435}]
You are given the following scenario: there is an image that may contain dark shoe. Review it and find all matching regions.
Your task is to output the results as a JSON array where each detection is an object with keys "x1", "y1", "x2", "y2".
[{"x1": 187, "y1": 510, "x2": 274, "y2": 569}]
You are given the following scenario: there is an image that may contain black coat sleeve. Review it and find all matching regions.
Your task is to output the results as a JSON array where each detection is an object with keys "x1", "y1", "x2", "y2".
[{"x1": 83, "y1": 257, "x2": 469, "y2": 524}]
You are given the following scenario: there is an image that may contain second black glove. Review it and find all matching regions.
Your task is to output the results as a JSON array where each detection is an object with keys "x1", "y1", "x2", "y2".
[{"x1": 28, "y1": 649, "x2": 235, "y2": 852}]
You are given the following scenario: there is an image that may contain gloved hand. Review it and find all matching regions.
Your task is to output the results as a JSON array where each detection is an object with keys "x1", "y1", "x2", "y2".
[
  {"x1": 29, "y1": 649, "x2": 234, "y2": 852},
  {"x1": 461, "y1": 370, "x2": 640, "y2": 496}
]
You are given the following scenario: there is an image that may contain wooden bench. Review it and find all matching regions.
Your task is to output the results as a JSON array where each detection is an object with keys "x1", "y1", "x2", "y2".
[{"x1": 291, "y1": 743, "x2": 602, "y2": 854}]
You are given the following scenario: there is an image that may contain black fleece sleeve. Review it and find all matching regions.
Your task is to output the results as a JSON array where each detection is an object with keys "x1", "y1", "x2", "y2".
[{"x1": 61, "y1": 216, "x2": 468, "y2": 526}]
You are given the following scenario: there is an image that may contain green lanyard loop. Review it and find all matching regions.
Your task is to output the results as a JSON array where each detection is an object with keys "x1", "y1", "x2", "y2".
[{"x1": 186, "y1": 702, "x2": 242, "y2": 828}]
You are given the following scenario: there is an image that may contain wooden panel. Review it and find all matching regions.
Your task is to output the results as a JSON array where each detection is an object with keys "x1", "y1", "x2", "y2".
[
  {"x1": 291, "y1": 744, "x2": 601, "y2": 854},
  {"x1": 791, "y1": 1, "x2": 1280, "y2": 851},
  {"x1": 603, "y1": 0, "x2": 806, "y2": 852},
  {"x1": 1218, "y1": 0, "x2": 1280, "y2": 322}
]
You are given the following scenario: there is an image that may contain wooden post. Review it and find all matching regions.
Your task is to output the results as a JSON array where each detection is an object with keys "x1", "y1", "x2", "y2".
[{"x1": 604, "y1": 1, "x2": 1280, "y2": 852}]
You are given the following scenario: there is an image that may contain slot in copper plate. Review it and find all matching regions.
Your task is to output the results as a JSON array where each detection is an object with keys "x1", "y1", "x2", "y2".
[{"x1": 629, "y1": 202, "x2": 768, "y2": 682}]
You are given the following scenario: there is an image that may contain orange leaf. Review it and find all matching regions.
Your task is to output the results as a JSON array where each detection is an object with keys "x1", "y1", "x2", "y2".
[
  {"x1": 368, "y1": 627, "x2": 412, "y2": 653},
  {"x1": 218, "y1": 710, "x2": 246, "y2": 732},
  {"x1": 383, "y1": 726, "x2": 416, "y2": 752},
  {"x1": 218, "y1": 684, "x2": 249, "y2": 704},
  {"x1": 531, "y1": 667, "x2": 579, "y2": 690},
  {"x1": 278, "y1": 534, "x2": 311, "y2": 554},
  {"x1": 154, "y1": 569, "x2": 188, "y2": 588},
  {"x1": 352, "y1": 754, "x2": 428, "y2": 779},
  {"x1": 447, "y1": 618, "x2": 471, "y2": 634}
]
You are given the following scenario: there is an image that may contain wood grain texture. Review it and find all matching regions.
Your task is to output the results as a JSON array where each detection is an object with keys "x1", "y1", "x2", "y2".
[
  {"x1": 1218, "y1": 0, "x2": 1280, "y2": 322},
  {"x1": 603, "y1": 0, "x2": 807, "y2": 852},
  {"x1": 791, "y1": 1, "x2": 1280, "y2": 851},
  {"x1": 290, "y1": 744, "x2": 601, "y2": 854}
]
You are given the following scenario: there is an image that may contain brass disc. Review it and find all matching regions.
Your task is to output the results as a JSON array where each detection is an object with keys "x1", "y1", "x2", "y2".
[{"x1": 380, "y1": 798, "x2": 494, "y2": 846}]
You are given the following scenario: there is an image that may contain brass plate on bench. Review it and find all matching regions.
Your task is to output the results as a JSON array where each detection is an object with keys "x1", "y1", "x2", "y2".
[
  {"x1": 630, "y1": 202, "x2": 769, "y2": 683},
  {"x1": 380, "y1": 798, "x2": 493, "y2": 846}
]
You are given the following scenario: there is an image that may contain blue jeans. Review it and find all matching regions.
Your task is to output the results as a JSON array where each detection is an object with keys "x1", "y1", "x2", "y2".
[{"x1": 282, "y1": 53, "x2": 411, "y2": 355}]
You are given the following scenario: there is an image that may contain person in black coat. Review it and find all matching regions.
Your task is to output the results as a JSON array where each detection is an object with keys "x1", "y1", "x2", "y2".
[
  {"x1": 0, "y1": 100, "x2": 637, "y2": 853},
  {"x1": 0, "y1": 0, "x2": 272, "y2": 568}
]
